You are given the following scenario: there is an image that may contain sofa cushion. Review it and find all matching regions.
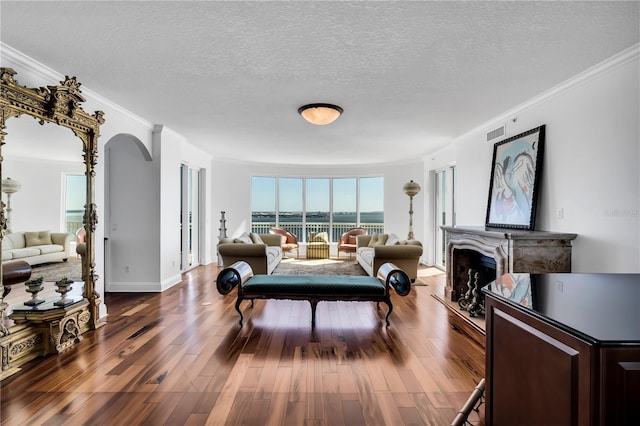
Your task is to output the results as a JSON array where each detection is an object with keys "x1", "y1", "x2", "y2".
[
  {"x1": 4, "y1": 233, "x2": 25, "y2": 249},
  {"x1": 368, "y1": 234, "x2": 388, "y2": 247},
  {"x1": 267, "y1": 246, "x2": 281, "y2": 263},
  {"x1": 358, "y1": 247, "x2": 374, "y2": 266},
  {"x1": 2, "y1": 238, "x2": 13, "y2": 251},
  {"x1": 386, "y1": 233, "x2": 401, "y2": 246},
  {"x1": 2, "y1": 251, "x2": 13, "y2": 261},
  {"x1": 32, "y1": 244, "x2": 64, "y2": 255},
  {"x1": 25, "y1": 231, "x2": 52, "y2": 247},
  {"x1": 250, "y1": 232, "x2": 264, "y2": 244},
  {"x1": 9, "y1": 248, "x2": 41, "y2": 259},
  {"x1": 234, "y1": 232, "x2": 252, "y2": 244}
]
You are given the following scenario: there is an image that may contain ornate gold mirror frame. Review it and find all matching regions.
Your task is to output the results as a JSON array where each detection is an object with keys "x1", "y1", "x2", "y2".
[{"x1": 0, "y1": 68, "x2": 104, "y2": 378}]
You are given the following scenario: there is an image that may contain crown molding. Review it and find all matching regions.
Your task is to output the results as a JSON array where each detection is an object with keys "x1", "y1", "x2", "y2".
[
  {"x1": 0, "y1": 42, "x2": 154, "y2": 129},
  {"x1": 455, "y1": 43, "x2": 640, "y2": 143}
]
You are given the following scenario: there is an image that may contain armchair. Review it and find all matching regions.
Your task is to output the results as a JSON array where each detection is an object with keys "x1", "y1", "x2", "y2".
[
  {"x1": 338, "y1": 227, "x2": 367, "y2": 258},
  {"x1": 269, "y1": 227, "x2": 299, "y2": 258}
]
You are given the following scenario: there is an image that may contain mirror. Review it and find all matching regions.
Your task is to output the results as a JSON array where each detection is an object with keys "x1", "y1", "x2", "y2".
[
  {"x1": 0, "y1": 68, "x2": 104, "y2": 378},
  {"x1": 3, "y1": 115, "x2": 85, "y2": 302}
]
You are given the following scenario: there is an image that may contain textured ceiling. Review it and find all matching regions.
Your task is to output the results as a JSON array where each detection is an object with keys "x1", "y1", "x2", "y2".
[{"x1": 1, "y1": 1, "x2": 638, "y2": 166}]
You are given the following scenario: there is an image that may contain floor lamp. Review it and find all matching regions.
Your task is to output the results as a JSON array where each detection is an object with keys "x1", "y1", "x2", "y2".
[
  {"x1": 2, "y1": 177, "x2": 21, "y2": 233},
  {"x1": 403, "y1": 180, "x2": 421, "y2": 240}
]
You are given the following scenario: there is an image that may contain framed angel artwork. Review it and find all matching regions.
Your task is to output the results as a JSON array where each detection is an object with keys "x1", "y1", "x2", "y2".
[{"x1": 485, "y1": 125, "x2": 545, "y2": 230}]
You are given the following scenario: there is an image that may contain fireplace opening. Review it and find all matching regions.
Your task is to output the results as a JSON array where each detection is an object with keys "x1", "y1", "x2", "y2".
[{"x1": 454, "y1": 250, "x2": 497, "y2": 317}]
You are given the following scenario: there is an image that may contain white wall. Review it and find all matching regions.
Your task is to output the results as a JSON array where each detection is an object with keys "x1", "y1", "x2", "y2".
[
  {"x1": 178, "y1": 136, "x2": 214, "y2": 265},
  {"x1": 211, "y1": 160, "x2": 425, "y2": 258},
  {"x1": 442, "y1": 47, "x2": 639, "y2": 272},
  {"x1": 106, "y1": 134, "x2": 160, "y2": 290},
  {"x1": 105, "y1": 120, "x2": 214, "y2": 293},
  {"x1": 422, "y1": 143, "x2": 457, "y2": 265},
  {"x1": 3, "y1": 157, "x2": 84, "y2": 233},
  {"x1": 157, "y1": 126, "x2": 214, "y2": 288}
]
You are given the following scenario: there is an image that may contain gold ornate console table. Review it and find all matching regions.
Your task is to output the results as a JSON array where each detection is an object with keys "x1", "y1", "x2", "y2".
[{"x1": 1, "y1": 282, "x2": 88, "y2": 380}]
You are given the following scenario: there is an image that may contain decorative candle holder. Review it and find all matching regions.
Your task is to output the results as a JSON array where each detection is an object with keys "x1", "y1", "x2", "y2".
[
  {"x1": 54, "y1": 277, "x2": 74, "y2": 307},
  {"x1": 24, "y1": 276, "x2": 45, "y2": 306}
]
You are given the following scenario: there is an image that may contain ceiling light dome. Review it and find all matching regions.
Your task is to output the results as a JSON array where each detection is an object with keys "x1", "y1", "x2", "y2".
[{"x1": 298, "y1": 103, "x2": 343, "y2": 125}]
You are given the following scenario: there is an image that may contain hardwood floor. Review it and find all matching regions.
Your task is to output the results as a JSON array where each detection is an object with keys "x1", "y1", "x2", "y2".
[{"x1": 1, "y1": 263, "x2": 485, "y2": 425}]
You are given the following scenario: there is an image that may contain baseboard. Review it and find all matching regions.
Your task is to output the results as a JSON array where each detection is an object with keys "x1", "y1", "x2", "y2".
[
  {"x1": 161, "y1": 274, "x2": 182, "y2": 291},
  {"x1": 106, "y1": 281, "x2": 163, "y2": 292}
]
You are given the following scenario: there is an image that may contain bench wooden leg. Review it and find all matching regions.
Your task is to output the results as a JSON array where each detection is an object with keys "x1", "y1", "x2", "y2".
[
  {"x1": 235, "y1": 297, "x2": 244, "y2": 327},
  {"x1": 309, "y1": 299, "x2": 319, "y2": 328},
  {"x1": 382, "y1": 297, "x2": 393, "y2": 326}
]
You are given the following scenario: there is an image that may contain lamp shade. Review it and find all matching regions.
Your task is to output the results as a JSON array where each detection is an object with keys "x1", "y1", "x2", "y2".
[
  {"x1": 298, "y1": 103, "x2": 343, "y2": 125},
  {"x1": 403, "y1": 180, "x2": 421, "y2": 197},
  {"x1": 1, "y1": 177, "x2": 21, "y2": 194}
]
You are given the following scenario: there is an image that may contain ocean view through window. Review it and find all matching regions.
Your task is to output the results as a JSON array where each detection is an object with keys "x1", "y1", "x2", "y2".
[
  {"x1": 252, "y1": 176, "x2": 384, "y2": 242},
  {"x1": 64, "y1": 173, "x2": 85, "y2": 235}
]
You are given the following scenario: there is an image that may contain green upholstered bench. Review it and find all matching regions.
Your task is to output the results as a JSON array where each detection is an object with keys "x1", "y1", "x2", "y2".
[{"x1": 216, "y1": 261, "x2": 411, "y2": 327}]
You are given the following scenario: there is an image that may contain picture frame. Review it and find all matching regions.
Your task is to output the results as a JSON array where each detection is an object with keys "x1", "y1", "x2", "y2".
[{"x1": 485, "y1": 125, "x2": 545, "y2": 230}]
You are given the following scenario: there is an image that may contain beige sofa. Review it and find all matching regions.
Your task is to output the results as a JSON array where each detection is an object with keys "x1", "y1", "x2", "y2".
[
  {"x1": 2, "y1": 231, "x2": 73, "y2": 265},
  {"x1": 356, "y1": 233, "x2": 423, "y2": 282},
  {"x1": 218, "y1": 232, "x2": 283, "y2": 275}
]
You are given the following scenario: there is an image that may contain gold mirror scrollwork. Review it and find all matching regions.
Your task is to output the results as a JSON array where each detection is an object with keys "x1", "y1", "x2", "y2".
[{"x1": 0, "y1": 67, "x2": 105, "y2": 376}]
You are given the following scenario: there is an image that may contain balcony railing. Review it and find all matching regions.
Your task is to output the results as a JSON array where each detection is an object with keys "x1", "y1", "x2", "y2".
[
  {"x1": 251, "y1": 222, "x2": 384, "y2": 243},
  {"x1": 65, "y1": 221, "x2": 84, "y2": 235}
]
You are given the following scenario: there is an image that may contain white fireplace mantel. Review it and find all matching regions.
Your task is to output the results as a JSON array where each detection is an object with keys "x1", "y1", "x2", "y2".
[{"x1": 442, "y1": 226, "x2": 577, "y2": 301}]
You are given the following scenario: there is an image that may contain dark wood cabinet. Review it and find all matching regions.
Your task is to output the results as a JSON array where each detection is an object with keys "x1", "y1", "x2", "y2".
[{"x1": 483, "y1": 273, "x2": 640, "y2": 425}]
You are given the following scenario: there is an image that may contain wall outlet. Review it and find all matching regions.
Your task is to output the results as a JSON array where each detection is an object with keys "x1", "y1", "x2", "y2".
[{"x1": 556, "y1": 208, "x2": 564, "y2": 220}]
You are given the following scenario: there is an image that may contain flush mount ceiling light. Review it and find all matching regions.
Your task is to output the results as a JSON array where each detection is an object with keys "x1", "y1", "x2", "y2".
[{"x1": 298, "y1": 103, "x2": 343, "y2": 125}]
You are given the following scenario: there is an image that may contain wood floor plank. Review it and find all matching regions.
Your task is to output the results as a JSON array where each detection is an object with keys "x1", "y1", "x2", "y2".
[{"x1": 0, "y1": 263, "x2": 485, "y2": 425}]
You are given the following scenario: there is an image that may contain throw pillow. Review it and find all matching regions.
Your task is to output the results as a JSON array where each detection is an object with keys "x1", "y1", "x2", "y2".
[
  {"x1": 386, "y1": 233, "x2": 400, "y2": 246},
  {"x1": 25, "y1": 231, "x2": 52, "y2": 247},
  {"x1": 368, "y1": 234, "x2": 390, "y2": 247},
  {"x1": 309, "y1": 232, "x2": 328, "y2": 243},
  {"x1": 249, "y1": 233, "x2": 264, "y2": 244},
  {"x1": 374, "y1": 233, "x2": 388, "y2": 246},
  {"x1": 236, "y1": 232, "x2": 252, "y2": 244}
]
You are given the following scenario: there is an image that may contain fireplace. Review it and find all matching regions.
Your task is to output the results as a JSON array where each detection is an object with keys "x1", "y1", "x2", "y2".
[
  {"x1": 442, "y1": 226, "x2": 577, "y2": 303},
  {"x1": 454, "y1": 250, "x2": 497, "y2": 316}
]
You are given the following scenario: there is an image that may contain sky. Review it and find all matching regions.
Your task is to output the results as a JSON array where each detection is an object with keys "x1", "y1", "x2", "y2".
[{"x1": 252, "y1": 176, "x2": 383, "y2": 213}]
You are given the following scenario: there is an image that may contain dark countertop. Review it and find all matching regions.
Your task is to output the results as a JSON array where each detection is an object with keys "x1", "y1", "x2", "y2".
[{"x1": 483, "y1": 273, "x2": 640, "y2": 345}]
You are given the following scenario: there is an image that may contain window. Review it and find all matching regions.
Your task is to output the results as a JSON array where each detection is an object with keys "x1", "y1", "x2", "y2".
[
  {"x1": 359, "y1": 176, "x2": 384, "y2": 226},
  {"x1": 251, "y1": 176, "x2": 276, "y2": 229},
  {"x1": 332, "y1": 178, "x2": 356, "y2": 241},
  {"x1": 279, "y1": 177, "x2": 303, "y2": 229},
  {"x1": 251, "y1": 176, "x2": 384, "y2": 242},
  {"x1": 63, "y1": 174, "x2": 85, "y2": 234},
  {"x1": 306, "y1": 178, "x2": 330, "y2": 241}
]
